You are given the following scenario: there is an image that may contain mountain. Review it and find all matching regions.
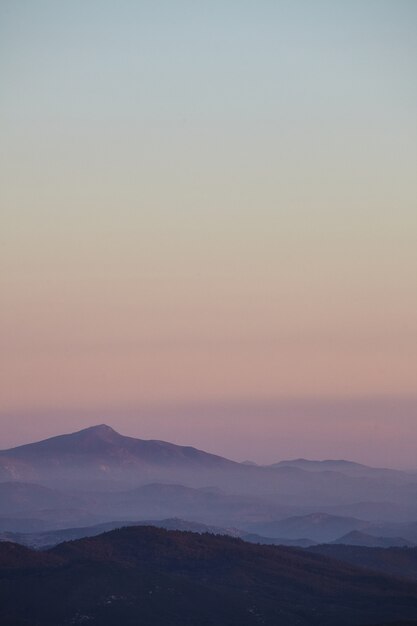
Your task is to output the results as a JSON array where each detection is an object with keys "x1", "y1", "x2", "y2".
[
  {"x1": 0, "y1": 480, "x2": 299, "y2": 532},
  {"x1": 1, "y1": 426, "x2": 417, "y2": 511},
  {"x1": 270, "y1": 458, "x2": 414, "y2": 483},
  {"x1": 1, "y1": 425, "x2": 417, "y2": 540},
  {"x1": 244, "y1": 512, "x2": 372, "y2": 543},
  {"x1": 0, "y1": 540, "x2": 55, "y2": 568},
  {"x1": 332, "y1": 530, "x2": 416, "y2": 548},
  {"x1": 309, "y1": 544, "x2": 417, "y2": 582},
  {"x1": 365, "y1": 521, "x2": 417, "y2": 544},
  {"x1": 322, "y1": 501, "x2": 417, "y2": 523},
  {"x1": 0, "y1": 424, "x2": 237, "y2": 488},
  {"x1": 0, "y1": 481, "x2": 87, "y2": 515},
  {"x1": 103, "y1": 482, "x2": 291, "y2": 525},
  {"x1": 245, "y1": 514, "x2": 417, "y2": 545},
  {"x1": 0, "y1": 481, "x2": 104, "y2": 530},
  {"x1": 241, "y1": 532, "x2": 316, "y2": 547},
  {"x1": 2, "y1": 526, "x2": 417, "y2": 625},
  {"x1": 0, "y1": 518, "x2": 241, "y2": 549},
  {"x1": 0, "y1": 517, "x2": 317, "y2": 550},
  {"x1": 271, "y1": 458, "x2": 372, "y2": 473},
  {"x1": 0, "y1": 426, "x2": 317, "y2": 496}
]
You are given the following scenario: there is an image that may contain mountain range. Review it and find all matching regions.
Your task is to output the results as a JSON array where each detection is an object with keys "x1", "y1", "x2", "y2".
[
  {"x1": 1, "y1": 424, "x2": 417, "y2": 540},
  {"x1": 0, "y1": 517, "x2": 318, "y2": 550},
  {"x1": 2, "y1": 425, "x2": 417, "y2": 624},
  {"x1": 1, "y1": 525, "x2": 417, "y2": 625}
]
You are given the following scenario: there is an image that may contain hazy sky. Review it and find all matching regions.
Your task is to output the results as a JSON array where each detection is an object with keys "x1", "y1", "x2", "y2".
[{"x1": 1, "y1": 1, "x2": 416, "y2": 465}]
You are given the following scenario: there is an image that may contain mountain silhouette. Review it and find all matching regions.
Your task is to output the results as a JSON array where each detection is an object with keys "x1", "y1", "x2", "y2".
[
  {"x1": 0, "y1": 424, "x2": 238, "y2": 489},
  {"x1": 2, "y1": 525, "x2": 417, "y2": 625},
  {"x1": 1, "y1": 425, "x2": 417, "y2": 525},
  {"x1": 331, "y1": 530, "x2": 415, "y2": 548}
]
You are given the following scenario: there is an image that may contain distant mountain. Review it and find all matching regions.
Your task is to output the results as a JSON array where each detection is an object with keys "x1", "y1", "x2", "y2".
[
  {"x1": 270, "y1": 458, "x2": 413, "y2": 483},
  {"x1": 0, "y1": 480, "x2": 299, "y2": 532},
  {"x1": 271, "y1": 458, "x2": 370, "y2": 472},
  {"x1": 0, "y1": 518, "x2": 241, "y2": 549},
  {"x1": 241, "y1": 533, "x2": 316, "y2": 548},
  {"x1": 0, "y1": 518, "x2": 315, "y2": 549},
  {"x1": 332, "y1": 530, "x2": 416, "y2": 548},
  {"x1": 1, "y1": 526, "x2": 417, "y2": 625},
  {"x1": 245, "y1": 514, "x2": 417, "y2": 545},
  {"x1": 0, "y1": 517, "x2": 317, "y2": 550},
  {"x1": 245, "y1": 512, "x2": 372, "y2": 543},
  {"x1": 0, "y1": 481, "x2": 104, "y2": 530},
  {"x1": 366, "y1": 521, "x2": 417, "y2": 545},
  {"x1": 0, "y1": 481, "x2": 85, "y2": 515},
  {"x1": 1, "y1": 425, "x2": 417, "y2": 531},
  {"x1": 0, "y1": 426, "x2": 325, "y2": 497},
  {"x1": 103, "y1": 482, "x2": 289, "y2": 525},
  {"x1": 0, "y1": 424, "x2": 237, "y2": 487},
  {"x1": 322, "y1": 501, "x2": 417, "y2": 523}
]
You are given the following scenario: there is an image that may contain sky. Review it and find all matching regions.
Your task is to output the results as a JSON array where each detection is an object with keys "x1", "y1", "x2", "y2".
[{"x1": 1, "y1": 1, "x2": 416, "y2": 466}]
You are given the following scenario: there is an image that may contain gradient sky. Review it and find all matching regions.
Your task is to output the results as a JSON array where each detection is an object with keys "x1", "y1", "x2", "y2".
[{"x1": 1, "y1": 1, "x2": 416, "y2": 466}]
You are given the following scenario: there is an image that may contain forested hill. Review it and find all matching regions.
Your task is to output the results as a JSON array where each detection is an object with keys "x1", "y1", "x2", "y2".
[{"x1": 1, "y1": 526, "x2": 417, "y2": 625}]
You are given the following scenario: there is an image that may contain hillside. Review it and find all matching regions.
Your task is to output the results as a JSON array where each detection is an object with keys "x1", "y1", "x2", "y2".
[
  {"x1": 332, "y1": 530, "x2": 415, "y2": 548},
  {"x1": 245, "y1": 512, "x2": 371, "y2": 542},
  {"x1": 309, "y1": 544, "x2": 417, "y2": 581},
  {"x1": 0, "y1": 517, "x2": 315, "y2": 550},
  {"x1": 1, "y1": 526, "x2": 417, "y2": 625}
]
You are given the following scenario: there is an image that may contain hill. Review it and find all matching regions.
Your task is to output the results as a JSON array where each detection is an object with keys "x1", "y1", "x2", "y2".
[
  {"x1": 0, "y1": 480, "x2": 298, "y2": 531},
  {"x1": 1, "y1": 526, "x2": 417, "y2": 625},
  {"x1": 0, "y1": 517, "x2": 316, "y2": 550},
  {"x1": 332, "y1": 530, "x2": 415, "y2": 548},
  {"x1": 309, "y1": 544, "x2": 417, "y2": 581},
  {"x1": 270, "y1": 459, "x2": 414, "y2": 483},
  {"x1": 245, "y1": 512, "x2": 371, "y2": 542}
]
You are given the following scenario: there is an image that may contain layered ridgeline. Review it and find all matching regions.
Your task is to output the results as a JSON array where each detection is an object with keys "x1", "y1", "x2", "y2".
[
  {"x1": 0, "y1": 424, "x2": 239, "y2": 489},
  {"x1": 0, "y1": 518, "x2": 317, "y2": 550},
  {"x1": 0, "y1": 424, "x2": 416, "y2": 499},
  {"x1": 0, "y1": 425, "x2": 417, "y2": 538},
  {"x1": 1, "y1": 525, "x2": 417, "y2": 626}
]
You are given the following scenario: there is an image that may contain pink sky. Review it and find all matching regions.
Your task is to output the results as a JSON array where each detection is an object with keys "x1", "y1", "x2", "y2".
[
  {"x1": 0, "y1": 397, "x2": 416, "y2": 469},
  {"x1": 1, "y1": 1, "x2": 416, "y2": 468}
]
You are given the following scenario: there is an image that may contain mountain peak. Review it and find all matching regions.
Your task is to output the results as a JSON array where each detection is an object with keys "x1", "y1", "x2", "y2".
[
  {"x1": 84, "y1": 424, "x2": 118, "y2": 435},
  {"x1": 71, "y1": 424, "x2": 124, "y2": 444},
  {"x1": 0, "y1": 424, "x2": 238, "y2": 488}
]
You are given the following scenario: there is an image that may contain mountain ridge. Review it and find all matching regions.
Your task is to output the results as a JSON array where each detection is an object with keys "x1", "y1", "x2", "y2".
[
  {"x1": 1, "y1": 425, "x2": 417, "y2": 528},
  {"x1": 1, "y1": 525, "x2": 417, "y2": 625}
]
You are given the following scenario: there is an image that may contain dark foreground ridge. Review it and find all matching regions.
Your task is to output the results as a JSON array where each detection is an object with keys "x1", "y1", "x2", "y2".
[
  {"x1": 1, "y1": 525, "x2": 417, "y2": 625},
  {"x1": 310, "y1": 543, "x2": 417, "y2": 580}
]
